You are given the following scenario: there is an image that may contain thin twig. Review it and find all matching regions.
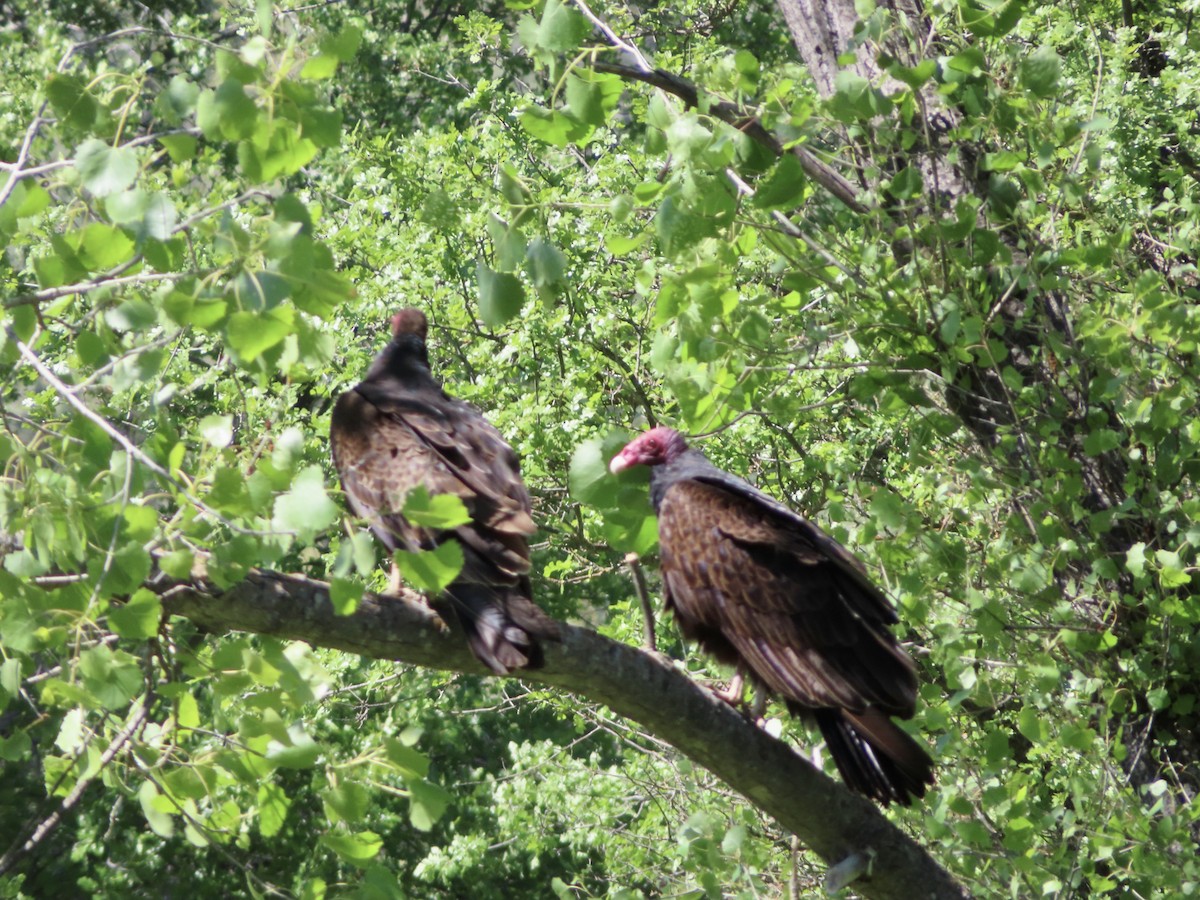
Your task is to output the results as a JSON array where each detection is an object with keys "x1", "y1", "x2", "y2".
[
  {"x1": 624, "y1": 552, "x2": 657, "y2": 652},
  {"x1": 14, "y1": 338, "x2": 283, "y2": 537},
  {"x1": 0, "y1": 701, "x2": 150, "y2": 876}
]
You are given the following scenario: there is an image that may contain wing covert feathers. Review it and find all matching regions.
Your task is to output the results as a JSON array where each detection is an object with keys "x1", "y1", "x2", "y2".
[
  {"x1": 656, "y1": 473, "x2": 933, "y2": 804},
  {"x1": 330, "y1": 321, "x2": 556, "y2": 675}
]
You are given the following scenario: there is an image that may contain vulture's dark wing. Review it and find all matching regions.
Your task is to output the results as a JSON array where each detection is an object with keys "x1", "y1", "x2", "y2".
[
  {"x1": 331, "y1": 383, "x2": 534, "y2": 583},
  {"x1": 657, "y1": 479, "x2": 917, "y2": 716},
  {"x1": 331, "y1": 381, "x2": 554, "y2": 674}
]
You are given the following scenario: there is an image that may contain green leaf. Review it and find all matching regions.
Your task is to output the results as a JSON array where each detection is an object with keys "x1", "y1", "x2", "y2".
[
  {"x1": 76, "y1": 140, "x2": 138, "y2": 198},
  {"x1": 257, "y1": 782, "x2": 291, "y2": 837},
  {"x1": 199, "y1": 414, "x2": 234, "y2": 449},
  {"x1": 45, "y1": 74, "x2": 100, "y2": 129},
  {"x1": 519, "y1": 105, "x2": 590, "y2": 147},
  {"x1": 320, "y1": 831, "x2": 382, "y2": 866},
  {"x1": 228, "y1": 270, "x2": 290, "y2": 311},
  {"x1": 518, "y1": 0, "x2": 589, "y2": 54},
  {"x1": 154, "y1": 74, "x2": 200, "y2": 124},
  {"x1": 225, "y1": 308, "x2": 294, "y2": 362},
  {"x1": 394, "y1": 541, "x2": 464, "y2": 594},
  {"x1": 323, "y1": 22, "x2": 363, "y2": 61},
  {"x1": 408, "y1": 778, "x2": 451, "y2": 831},
  {"x1": 55, "y1": 709, "x2": 86, "y2": 753},
  {"x1": 273, "y1": 466, "x2": 339, "y2": 541},
  {"x1": 300, "y1": 55, "x2": 339, "y2": 81},
  {"x1": 267, "y1": 724, "x2": 321, "y2": 769},
  {"x1": 476, "y1": 261, "x2": 526, "y2": 326},
  {"x1": 158, "y1": 550, "x2": 194, "y2": 580},
  {"x1": 108, "y1": 588, "x2": 162, "y2": 640},
  {"x1": 402, "y1": 487, "x2": 472, "y2": 529},
  {"x1": 323, "y1": 782, "x2": 370, "y2": 825},
  {"x1": 1126, "y1": 542, "x2": 1146, "y2": 578},
  {"x1": 1021, "y1": 45, "x2": 1061, "y2": 98},
  {"x1": 526, "y1": 237, "x2": 567, "y2": 291},
  {"x1": 565, "y1": 73, "x2": 608, "y2": 127},
  {"x1": 196, "y1": 79, "x2": 259, "y2": 141},
  {"x1": 79, "y1": 646, "x2": 144, "y2": 709},
  {"x1": 329, "y1": 577, "x2": 364, "y2": 616},
  {"x1": 752, "y1": 154, "x2": 807, "y2": 209},
  {"x1": 138, "y1": 781, "x2": 175, "y2": 837},
  {"x1": 104, "y1": 298, "x2": 157, "y2": 333},
  {"x1": 569, "y1": 436, "x2": 615, "y2": 504},
  {"x1": 1155, "y1": 549, "x2": 1191, "y2": 588}
]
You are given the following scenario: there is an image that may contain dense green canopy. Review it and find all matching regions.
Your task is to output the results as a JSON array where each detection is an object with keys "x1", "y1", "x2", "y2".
[{"x1": 1, "y1": 0, "x2": 1197, "y2": 896}]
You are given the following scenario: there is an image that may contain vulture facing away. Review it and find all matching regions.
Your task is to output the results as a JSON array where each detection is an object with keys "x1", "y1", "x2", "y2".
[
  {"x1": 610, "y1": 427, "x2": 934, "y2": 805},
  {"x1": 330, "y1": 308, "x2": 556, "y2": 674}
]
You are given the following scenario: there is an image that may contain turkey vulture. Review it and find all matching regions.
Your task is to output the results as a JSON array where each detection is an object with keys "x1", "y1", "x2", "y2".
[
  {"x1": 610, "y1": 427, "x2": 934, "y2": 805},
  {"x1": 330, "y1": 308, "x2": 556, "y2": 674}
]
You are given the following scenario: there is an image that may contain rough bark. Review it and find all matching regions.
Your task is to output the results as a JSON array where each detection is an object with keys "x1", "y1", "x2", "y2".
[{"x1": 155, "y1": 566, "x2": 969, "y2": 900}]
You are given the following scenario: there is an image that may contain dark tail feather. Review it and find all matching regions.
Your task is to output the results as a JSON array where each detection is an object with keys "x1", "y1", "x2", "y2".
[
  {"x1": 444, "y1": 581, "x2": 558, "y2": 675},
  {"x1": 813, "y1": 708, "x2": 934, "y2": 806}
]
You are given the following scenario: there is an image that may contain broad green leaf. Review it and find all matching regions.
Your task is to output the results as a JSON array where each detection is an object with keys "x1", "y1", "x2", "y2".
[
  {"x1": 273, "y1": 466, "x2": 339, "y2": 540},
  {"x1": 752, "y1": 154, "x2": 807, "y2": 209},
  {"x1": 55, "y1": 709, "x2": 86, "y2": 753},
  {"x1": 323, "y1": 782, "x2": 370, "y2": 825},
  {"x1": 519, "y1": 105, "x2": 590, "y2": 147},
  {"x1": 228, "y1": 270, "x2": 290, "y2": 311},
  {"x1": 407, "y1": 777, "x2": 451, "y2": 831},
  {"x1": 104, "y1": 298, "x2": 157, "y2": 332},
  {"x1": 138, "y1": 781, "x2": 175, "y2": 837},
  {"x1": 196, "y1": 79, "x2": 259, "y2": 141},
  {"x1": 45, "y1": 74, "x2": 99, "y2": 129},
  {"x1": 266, "y1": 724, "x2": 321, "y2": 769},
  {"x1": 76, "y1": 140, "x2": 138, "y2": 198},
  {"x1": 394, "y1": 541, "x2": 464, "y2": 594},
  {"x1": 257, "y1": 782, "x2": 291, "y2": 837},
  {"x1": 402, "y1": 488, "x2": 472, "y2": 529},
  {"x1": 79, "y1": 646, "x2": 144, "y2": 709},
  {"x1": 1126, "y1": 542, "x2": 1146, "y2": 578},
  {"x1": 225, "y1": 308, "x2": 294, "y2": 362},
  {"x1": 74, "y1": 223, "x2": 136, "y2": 270},
  {"x1": 320, "y1": 831, "x2": 382, "y2": 865},
  {"x1": 154, "y1": 548, "x2": 192, "y2": 584},
  {"x1": 476, "y1": 261, "x2": 525, "y2": 326},
  {"x1": 1021, "y1": 45, "x2": 1061, "y2": 98},
  {"x1": 526, "y1": 237, "x2": 567, "y2": 290},
  {"x1": 198, "y1": 414, "x2": 234, "y2": 449},
  {"x1": 329, "y1": 577, "x2": 364, "y2": 616},
  {"x1": 300, "y1": 55, "x2": 339, "y2": 80},
  {"x1": 108, "y1": 588, "x2": 162, "y2": 640}
]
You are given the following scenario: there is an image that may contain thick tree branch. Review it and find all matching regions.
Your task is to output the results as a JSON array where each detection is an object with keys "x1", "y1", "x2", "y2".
[{"x1": 155, "y1": 566, "x2": 966, "y2": 900}]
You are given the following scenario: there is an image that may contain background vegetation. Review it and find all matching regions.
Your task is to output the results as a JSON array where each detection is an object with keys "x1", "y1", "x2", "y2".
[{"x1": 1, "y1": 0, "x2": 1197, "y2": 896}]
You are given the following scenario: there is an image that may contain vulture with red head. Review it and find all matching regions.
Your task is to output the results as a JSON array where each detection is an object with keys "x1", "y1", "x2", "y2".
[
  {"x1": 610, "y1": 426, "x2": 933, "y2": 805},
  {"x1": 330, "y1": 309, "x2": 556, "y2": 674}
]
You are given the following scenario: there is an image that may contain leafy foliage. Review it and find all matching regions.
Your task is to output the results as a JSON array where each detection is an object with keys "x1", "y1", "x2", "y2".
[{"x1": 2, "y1": 0, "x2": 1199, "y2": 896}]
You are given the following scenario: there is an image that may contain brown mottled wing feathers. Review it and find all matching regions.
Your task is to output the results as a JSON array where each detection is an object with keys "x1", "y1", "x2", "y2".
[
  {"x1": 333, "y1": 383, "x2": 534, "y2": 581},
  {"x1": 658, "y1": 480, "x2": 918, "y2": 716}
]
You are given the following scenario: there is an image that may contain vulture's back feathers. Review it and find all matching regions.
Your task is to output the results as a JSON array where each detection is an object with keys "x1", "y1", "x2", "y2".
[
  {"x1": 331, "y1": 309, "x2": 555, "y2": 674},
  {"x1": 615, "y1": 428, "x2": 933, "y2": 805}
]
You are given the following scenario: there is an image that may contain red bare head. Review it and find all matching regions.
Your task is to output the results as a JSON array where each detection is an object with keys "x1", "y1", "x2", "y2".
[
  {"x1": 391, "y1": 308, "x2": 428, "y2": 340},
  {"x1": 609, "y1": 427, "x2": 689, "y2": 474}
]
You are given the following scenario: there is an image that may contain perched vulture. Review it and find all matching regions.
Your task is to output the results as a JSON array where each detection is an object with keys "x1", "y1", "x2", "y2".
[
  {"x1": 610, "y1": 427, "x2": 934, "y2": 805},
  {"x1": 330, "y1": 308, "x2": 556, "y2": 674}
]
